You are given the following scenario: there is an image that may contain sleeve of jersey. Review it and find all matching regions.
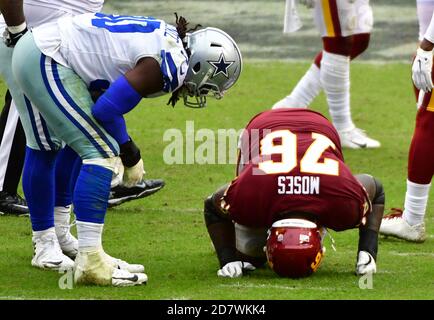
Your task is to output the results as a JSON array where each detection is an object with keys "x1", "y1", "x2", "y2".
[
  {"x1": 159, "y1": 49, "x2": 188, "y2": 93},
  {"x1": 424, "y1": 11, "x2": 434, "y2": 43},
  {"x1": 91, "y1": 76, "x2": 142, "y2": 145}
]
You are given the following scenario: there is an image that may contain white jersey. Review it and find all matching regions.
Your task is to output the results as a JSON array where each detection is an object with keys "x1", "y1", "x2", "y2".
[
  {"x1": 313, "y1": 0, "x2": 373, "y2": 37},
  {"x1": 33, "y1": 13, "x2": 188, "y2": 96},
  {"x1": 0, "y1": 0, "x2": 104, "y2": 34},
  {"x1": 25, "y1": 0, "x2": 103, "y2": 15},
  {"x1": 417, "y1": 0, "x2": 434, "y2": 40}
]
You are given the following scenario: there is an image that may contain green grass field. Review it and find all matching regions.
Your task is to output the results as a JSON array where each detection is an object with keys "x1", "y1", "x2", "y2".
[{"x1": 0, "y1": 61, "x2": 433, "y2": 300}]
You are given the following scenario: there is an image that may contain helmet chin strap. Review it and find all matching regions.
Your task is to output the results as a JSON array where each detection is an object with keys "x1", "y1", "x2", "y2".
[{"x1": 320, "y1": 227, "x2": 337, "y2": 252}]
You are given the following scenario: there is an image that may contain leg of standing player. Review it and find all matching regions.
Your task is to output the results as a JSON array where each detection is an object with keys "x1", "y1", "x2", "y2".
[
  {"x1": 379, "y1": 95, "x2": 433, "y2": 243},
  {"x1": 0, "y1": 90, "x2": 28, "y2": 215},
  {"x1": 13, "y1": 32, "x2": 146, "y2": 286},
  {"x1": 379, "y1": 1, "x2": 434, "y2": 242},
  {"x1": 273, "y1": 0, "x2": 379, "y2": 149},
  {"x1": 0, "y1": 30, "x2": 78, "y2": 270}
]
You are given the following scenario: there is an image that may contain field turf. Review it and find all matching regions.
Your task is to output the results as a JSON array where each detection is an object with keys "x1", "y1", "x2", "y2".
[{"x1": 0, "y1": 61, "x2": 433, "y2": 300}]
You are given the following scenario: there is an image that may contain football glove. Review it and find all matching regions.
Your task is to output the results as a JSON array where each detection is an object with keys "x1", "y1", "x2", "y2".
[
  {"x1": 355, "y1": 251, "x2": 377, "y2": 275},
  {"x1": 412, "y1": 47, "x2": 434, "y2": 92},
  {"x1": 122, "y1": 158, "x2": 145, "y2": 188},
  {"x1": 3, "y1": 26, "x2": 28, "y2": 47},
  {"x1": 119, "y1": 138, "x2": 144, "y2": 187},
  {"x1": 217, "y1": 261, "x2": 256, "y2": 278},
  {"x1": 299, "y1": 0, "x2": 316, "y2": 8}
]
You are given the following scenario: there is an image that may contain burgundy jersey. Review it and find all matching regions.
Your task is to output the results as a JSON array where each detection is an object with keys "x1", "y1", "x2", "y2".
[{"x1": 223, "y1": 109, "x2": 370, "y2": 231}]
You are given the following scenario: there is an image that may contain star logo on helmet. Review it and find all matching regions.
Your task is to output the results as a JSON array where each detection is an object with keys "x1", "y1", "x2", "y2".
[{"x1": 208, "y1": 53, "x2": 234, "y2": 78}]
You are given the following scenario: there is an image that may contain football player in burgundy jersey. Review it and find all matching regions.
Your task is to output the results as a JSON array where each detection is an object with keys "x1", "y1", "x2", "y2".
[
  {"x1": 379, "y1": 0, "x2": 434, "y2": 242},
  {"x1": 204, "y1": 108, "x2": 385, "y2": 278},
  {"x1": 274, "y1": 0, "x2": 380, "y2": 149}
]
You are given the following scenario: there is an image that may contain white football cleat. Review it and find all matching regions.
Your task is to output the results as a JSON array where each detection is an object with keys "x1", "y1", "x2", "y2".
[
  {"x1": 31, "y1": 228, "x2": 74, "y2": 271},
  {"x1": 355, "y1": 251, "x2": 377, "y2": 275},
  {"x1": 338, "y1": 127, "x2": 381, "y2": 149},
  {"x1": 103, "y1": 251, "x2": 145, "y2": 273},
  {"x1": 111, "y1": 268, "x2": 148, "y2": 287},
  {"x1": 74, "y1": 248, "x2": 147, "y2": 287},
  {"x1": 380, "y1": 210, "x2": 426, "y2": 243}
]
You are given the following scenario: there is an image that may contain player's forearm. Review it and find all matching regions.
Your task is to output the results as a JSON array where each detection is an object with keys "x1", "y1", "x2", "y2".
[
  {"x1": 0, "y1": 0, "x2": 25, "y2": 27},
  {"x1": 203, "y1": 194, "x2": 238, "y2": 267}
]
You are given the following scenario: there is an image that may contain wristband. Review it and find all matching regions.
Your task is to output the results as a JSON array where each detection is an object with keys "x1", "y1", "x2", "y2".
[
  {"x1": 217, "y1": 246, "x2": 238, "y2": 268},
  {"x1": 8, "y1": 22, "x2": 27, "y2": 34},
  {"x1": 120, "y1": 138, "x2": 141, "y2": 167}
]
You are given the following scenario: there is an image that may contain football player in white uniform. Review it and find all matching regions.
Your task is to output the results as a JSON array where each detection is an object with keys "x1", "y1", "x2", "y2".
[
  {"x1": 0, "y1": 0, "x2": 167, "y2": 283},
  {"x1": 0, "y1": 0, "x2": 104, "y2": 274},
  {"x1": 10, "y1": 11, "x2": 242, "y2": 286},
  {"x1": 274, "y1": 0, "x2": 380, "y2": 149},
  {"x1": 0, "y1": 3, "x2": 103, "y2": 215},
  {"x1": 379, "y1": 1, "x2": 434, "y2": 242},
  {"x1": 0, "y1": 0, "x2": 165, "y2": 217}
]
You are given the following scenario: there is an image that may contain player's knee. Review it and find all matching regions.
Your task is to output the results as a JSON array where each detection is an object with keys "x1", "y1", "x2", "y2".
[
  {"x1": 322, "y1": 36, "x2": 353, "y2": 56},
  {"x1": 204, "y1": 195, "x2": 227, "y2": 226},
  {"x1": 82, "y1": 157, "x2": 120, "y2": 173},
  {"x1": 350, "y1": 33, "x2": 370, "y2": 60},
  {"x1": 373, "y1": 177, "x2": 385, "y2": 206}
]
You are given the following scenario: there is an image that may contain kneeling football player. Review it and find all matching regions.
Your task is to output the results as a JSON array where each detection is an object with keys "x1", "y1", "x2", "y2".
[{"x1": 204, "y1": 108, "x2": 385, "y2": 278}]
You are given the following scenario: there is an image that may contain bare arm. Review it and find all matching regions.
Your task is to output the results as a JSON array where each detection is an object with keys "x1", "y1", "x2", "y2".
[
  {"x1": 124, "y1": 57, "x2": 164, "y2": 97},
  {"x1": 0, "y1": 0, "x2": 25, "y2": 26},
  {"x1": 355, "y1": 174, "x2": 384, "y2": 261},
  {"x1": 420, "y1": 38, "x2": 434, "y2": 51}
]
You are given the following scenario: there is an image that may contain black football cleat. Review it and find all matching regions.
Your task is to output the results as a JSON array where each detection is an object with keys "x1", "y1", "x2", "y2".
[
  {"x1": 108, "y1": 179, "x2": 165, "y2": 208},
  {"x1": 0, "y1": 191, "x2": 30, "y2": 216}
]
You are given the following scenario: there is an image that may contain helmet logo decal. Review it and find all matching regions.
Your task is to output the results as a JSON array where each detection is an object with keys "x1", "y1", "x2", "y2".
[{"x1": 207, "y1": 53, "x2": 234, "y2": 78}]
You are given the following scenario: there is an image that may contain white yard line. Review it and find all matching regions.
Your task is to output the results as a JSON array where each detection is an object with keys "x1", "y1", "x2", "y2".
[
  {"x1": 0, "y1": 296, "x2": 26, "y2": 300},
  {"x1": 139, "y1": 207, "x2": 201, "y2": 213},
  {"x1": 219, "y1": 282, "x2": 334, "y2": 291},
  {"x1": 389, "y1": 251, "x2": 434, "y2": 257}
]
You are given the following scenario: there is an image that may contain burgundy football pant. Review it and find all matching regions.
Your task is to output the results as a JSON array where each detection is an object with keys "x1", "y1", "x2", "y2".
[{"x1": 408, "y1": 71, "x2": 434, "y2": 184}]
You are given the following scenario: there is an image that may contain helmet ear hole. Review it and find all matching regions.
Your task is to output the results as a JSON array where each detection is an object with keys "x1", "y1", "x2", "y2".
[
  {"x1": 210, "y1": 43, "x2": 222, "y2": 47},
  {"x1": 193, "y1": 62, "x2": 201, "y2": 73}
]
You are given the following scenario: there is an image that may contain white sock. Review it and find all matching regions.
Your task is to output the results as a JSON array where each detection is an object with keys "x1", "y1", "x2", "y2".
[
  {"x1": 54, "y1": 205, "x2": 72, "y2": 242},
  {"x1": 273, "y1": 63, "x2": 322, "y2": 109},
  {"x1": 403, "y1": 180, "x2": 430, "y2": 226},
  {"x1": 76, "y1": 221, "x2": 103, "y2": 250},
  {"x1": 33, "y1": 227, "x2": 56, "y2": 239},
  {"x1": 320, "y1": 51, "x2": 355, "y2": 131}
]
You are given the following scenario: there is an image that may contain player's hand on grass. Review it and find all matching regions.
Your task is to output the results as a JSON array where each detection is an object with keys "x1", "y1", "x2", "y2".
[
  {"x1": 299, "y1": 0, "x2": 315, "y2": 8},
  {"x1": 412, "y1": 47, "x2": 434, "y2": 92},
  {"x1": 217, "y1": 261, "x2": 256, "y2": 278}
]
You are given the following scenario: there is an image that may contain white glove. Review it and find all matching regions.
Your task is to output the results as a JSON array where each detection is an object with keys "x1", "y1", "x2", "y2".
[
  {"x1": 122, "y1": 159, "x2": 144, "y2": 188},
  {"x1": 412, "y1": 47, "x2": 434, "y2": 92},
  {"x1": 217, "y1": 261, "x2": 256, "y2": 278},
  {"x1": 299, "y1": 0, "x2": 315, "y2": 8}
]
